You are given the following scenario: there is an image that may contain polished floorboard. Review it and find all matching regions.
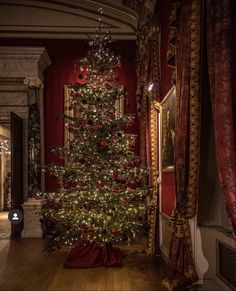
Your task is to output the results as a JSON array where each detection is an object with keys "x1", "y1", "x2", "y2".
[
  {"x1": 0, "y1": 211, "x2": 10, "y2": 239},
  {"x1": 0, "y1": 237, "x2": 167, "y2": 291}
]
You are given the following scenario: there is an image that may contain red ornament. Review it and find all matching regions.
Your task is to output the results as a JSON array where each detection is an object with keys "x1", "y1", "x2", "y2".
[
  {"x1": 100, "y1": 140, "x2": 108, "y2": 147},
  {"x1": 75, "y1": 69, "x2": 88, "y2": 84},
  {"x1": 69, "y1": 90, "x2": 76, "y2": 97},
  {"x1": 68, "y1": 125, "x2": 74, "y2": 132},
  {"x1": 112, "y1": 228, "x2": 117, "y2": 234},
  {"x1": 108, "y1": 114, "x2": 114, "y2": 120},
  {"x1": 83, "y1": 224, "x2": 89, "y2": 230},
  {"x1": 80, "y1": 119, "x2": 87, "y2": 126}
]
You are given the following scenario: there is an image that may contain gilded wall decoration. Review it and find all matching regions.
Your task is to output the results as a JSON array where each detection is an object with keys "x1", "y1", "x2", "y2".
[{"x1": 160, "y1": 86, "x2": 176, "y2": 171}]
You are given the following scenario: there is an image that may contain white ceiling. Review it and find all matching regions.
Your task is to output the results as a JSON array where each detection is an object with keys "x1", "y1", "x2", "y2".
[{"x1": 0, "y1": 0, "x2": 140, "y2": 39}]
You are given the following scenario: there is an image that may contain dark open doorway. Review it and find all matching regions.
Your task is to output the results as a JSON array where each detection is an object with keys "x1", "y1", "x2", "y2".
[{"x1": 10, "y1": 112, "x2": 24, "y2": 239}]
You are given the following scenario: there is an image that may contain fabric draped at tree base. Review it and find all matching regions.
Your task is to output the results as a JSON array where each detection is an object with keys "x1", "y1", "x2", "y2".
[{"x1": 63, "y1": 242, "x2": 127, "y2": 268}]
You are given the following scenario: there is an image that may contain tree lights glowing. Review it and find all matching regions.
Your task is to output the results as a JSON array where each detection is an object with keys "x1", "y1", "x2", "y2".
[{"x1": 39, "y1": 11, "x2": 148, "y2": 251}]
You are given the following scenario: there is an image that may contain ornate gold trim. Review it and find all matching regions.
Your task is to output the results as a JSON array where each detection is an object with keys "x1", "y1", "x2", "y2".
[
  {"x1": 147, "y1": 99, "x2": 160, "y2": 255},
  {"x1": 186, "y1": 0, "x2": 201, "y2": 218}
]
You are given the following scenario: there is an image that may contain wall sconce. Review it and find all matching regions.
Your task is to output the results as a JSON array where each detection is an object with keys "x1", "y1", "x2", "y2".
[{"x1": 148, "y1": 83, "x2": 154, "y2": 92}]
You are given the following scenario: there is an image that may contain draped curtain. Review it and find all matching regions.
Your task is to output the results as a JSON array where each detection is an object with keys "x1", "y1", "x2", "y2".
[
  {"x1": 136, "y1": 15, "x2": 161, "y2": 164},
  {"x1": 162, "y1": 0, "x2": 201, "y2": 289},
  {"x1": 206, "y1": 0, "x2": 236, "y2": 238},
  {"x1": 136, "y1": 14, "x2": 161, "y2": 254}
]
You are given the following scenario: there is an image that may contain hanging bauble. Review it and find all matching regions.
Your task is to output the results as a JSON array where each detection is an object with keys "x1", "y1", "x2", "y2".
[
  {"x1": 80, "y1": 119, "x2": 87, "y2": 126},
  {"x1": 112, "y1": 172, "x2": 118, "y2": 177},
  {"x1": 68, "y1": 125, "x2": 74, "y2": 133},
  {"x1": 108, "y1": 114, "x2": 114, "y2": 120},
  {"x1": 112, "y1": 228, "x2": 117, "y2": 234},
  {"x1": 122, "y1": 200, "x2": 128, "y2": 205},
  {"x1": 100, "y1": 140, "x2": 108, "y2": 147}
]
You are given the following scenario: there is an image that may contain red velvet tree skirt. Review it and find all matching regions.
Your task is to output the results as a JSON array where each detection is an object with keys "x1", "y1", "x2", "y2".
[{"x1": 63, "y1": 242, "x2": 126, "y2": 268}]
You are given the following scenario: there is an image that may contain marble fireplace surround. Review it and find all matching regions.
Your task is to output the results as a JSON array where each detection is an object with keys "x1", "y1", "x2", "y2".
[{"x1": 0, "y1": 46, "x2": 51, "y2": 237}]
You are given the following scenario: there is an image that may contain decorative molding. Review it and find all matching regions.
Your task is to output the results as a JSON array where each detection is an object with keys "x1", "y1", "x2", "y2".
[
  {"x1": 122, "y1": 0, "x2": 143, "y2": 13},
  {"x1": 147, "y1": 100, "x2": 160, "y2": 255},
  {"x1": 0, "y1": 46, "x2": 51, "y2": 81},
  {"x1": 0, "y1": 0, "x2": 138, "y2": 39},
  {"x1": 150, "y1": 101, "x2": 159, "y2": 185},
  {"x1": 24, "y1": 77, "x2": 43, "y2": 88},
  {"x1": 28, "y1": 103, "x2": 41, "y2": 197}
]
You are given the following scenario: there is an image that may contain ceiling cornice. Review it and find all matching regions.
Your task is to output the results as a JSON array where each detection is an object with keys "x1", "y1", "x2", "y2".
[{"x1": 0, "y1": 0, "x2": 139, "y2": 39}]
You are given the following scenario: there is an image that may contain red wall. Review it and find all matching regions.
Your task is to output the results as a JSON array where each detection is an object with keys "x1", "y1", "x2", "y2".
[
  {"x1": 161, "y1": 171, "x2": 176, "y2": 216},
  {"x1": 0, "y1": 39, "x2": 138, "y2": 192}
]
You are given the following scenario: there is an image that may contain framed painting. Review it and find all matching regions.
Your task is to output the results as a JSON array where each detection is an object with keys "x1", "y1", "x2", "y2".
[
  {"x1": 160, "y1": 86, "x2": 176, "y2": 171},
  {"x1": 64, "y1": 84, "x2": 125, "y2": 149}
]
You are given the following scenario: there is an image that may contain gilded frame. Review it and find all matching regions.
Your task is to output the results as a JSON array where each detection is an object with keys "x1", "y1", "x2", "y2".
[
  {"x1": 64, "y1": 84, "x2": 125, "y2": 149},
  {"x1": 160, "y1": 86, "x2": 176, "y2": 172},
  {"x1": 143, "y1": 85, "x2": 161, "y2": 255}
]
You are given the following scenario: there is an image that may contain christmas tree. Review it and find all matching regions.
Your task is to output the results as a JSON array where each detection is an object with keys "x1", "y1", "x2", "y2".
[{"x1": 39, "y1": 9, "x2": 148, "y2": 253}]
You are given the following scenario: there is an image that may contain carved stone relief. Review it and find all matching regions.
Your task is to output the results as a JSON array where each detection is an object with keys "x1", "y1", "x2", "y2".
[{"x1": 0, "y1": 46, "x2": 51, "y2": 199}]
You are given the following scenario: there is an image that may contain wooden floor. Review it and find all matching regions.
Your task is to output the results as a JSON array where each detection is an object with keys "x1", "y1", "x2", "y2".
[
  {"x1": 0, "y1": 212, "x2": 10, "y2": 239},
  {"x1": 0, "y1": 237, "x2": 167, "y2": 291}
]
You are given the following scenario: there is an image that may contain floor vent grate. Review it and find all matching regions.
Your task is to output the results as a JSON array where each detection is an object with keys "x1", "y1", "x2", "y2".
[{"x1": 216, "y1": 240, "x2": 236, "y2": 289}]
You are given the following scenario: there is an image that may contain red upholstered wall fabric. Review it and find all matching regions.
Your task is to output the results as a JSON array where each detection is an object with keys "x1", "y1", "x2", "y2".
[
  {"x1": 0, "y1": 39, "x2": 138, "y2": 192},
  {"x1": 161, "y1": 171, "x2": 176, "y2": 216}
]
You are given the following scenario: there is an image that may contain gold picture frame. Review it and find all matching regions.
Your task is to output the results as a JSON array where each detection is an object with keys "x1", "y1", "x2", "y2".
[
  {"x1": 160, "y1": 86, "x2": 176, "y2": 171},
  {"x1": 64, "y1": 84, "x2": 125, "y2": 149}
]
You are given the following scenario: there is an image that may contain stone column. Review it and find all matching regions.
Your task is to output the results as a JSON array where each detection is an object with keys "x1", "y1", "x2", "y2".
[
  {"x1": 24, "y1": 77, "x2": 43, "y2": 197},
  {"x1": 21, "y1": 198, "x2": 42, "y2": 237}
]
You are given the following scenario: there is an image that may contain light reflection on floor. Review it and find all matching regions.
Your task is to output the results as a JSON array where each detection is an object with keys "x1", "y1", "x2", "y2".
[{"x1": 0, "y1": 211, "x2": 10, "y2": 239}]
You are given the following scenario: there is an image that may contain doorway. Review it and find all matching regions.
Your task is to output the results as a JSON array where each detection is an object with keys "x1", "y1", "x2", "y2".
[
  {"x1": 0, "y1": 124, "x2": 11, "y2": 239},
  {"x1": 0, "y1": 112, "x2": 24, "y2": 239}
]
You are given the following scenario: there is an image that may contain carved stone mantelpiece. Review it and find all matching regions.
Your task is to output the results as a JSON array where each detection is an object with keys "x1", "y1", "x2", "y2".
[
  {"x1": 0, "y1": 47, "x2": 51, "y2": 81},
  {"x1": 0, "y1": 46, "x2": 51, "y2": 238}
]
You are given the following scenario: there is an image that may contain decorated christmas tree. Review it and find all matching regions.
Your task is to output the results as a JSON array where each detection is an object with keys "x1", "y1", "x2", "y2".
[{"x1": 39, "y1": 9, "x2": 148, "y2": 258}]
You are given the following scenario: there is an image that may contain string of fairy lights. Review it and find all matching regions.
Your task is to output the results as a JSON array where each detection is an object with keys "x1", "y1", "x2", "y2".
[{"x1": 38, "y1": 8, "x2": 149, "y2": 251}]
